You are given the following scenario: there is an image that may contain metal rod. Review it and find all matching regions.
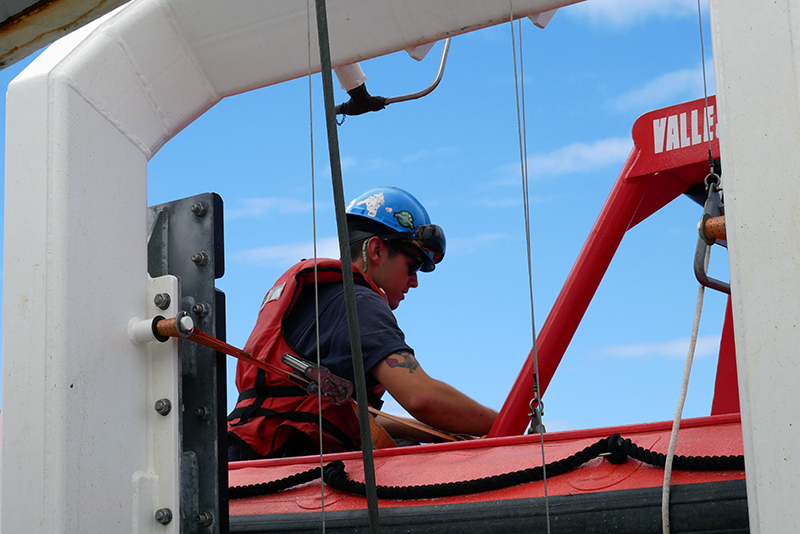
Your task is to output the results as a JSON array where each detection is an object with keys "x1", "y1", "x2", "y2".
[{"x1": 385, "y1": 38, "x2": 451, "y2": 105}]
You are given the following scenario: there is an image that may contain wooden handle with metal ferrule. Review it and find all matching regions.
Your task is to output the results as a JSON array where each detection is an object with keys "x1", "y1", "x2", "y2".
[
  {"x1": 155, "y1": 317, "x2": 181, "y2": 339},
  {"x1": 704, "y1": 215, "x2": 726, "y2": 240}
]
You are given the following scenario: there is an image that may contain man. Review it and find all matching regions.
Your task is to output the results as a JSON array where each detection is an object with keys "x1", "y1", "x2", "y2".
[{"x1": 227, "y1": 187, "x2": 497, "y2": 460}]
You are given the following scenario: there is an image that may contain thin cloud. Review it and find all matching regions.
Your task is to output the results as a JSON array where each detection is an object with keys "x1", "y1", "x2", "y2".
[
  {"x1": 489, "y1": 137, "x2": 632, "y2": 186},
  {"x1": 341, "y1": 156, "x2": 357, "y2": 170},
  {"x1": 233, "y1": 236, "x2": 341, "y2": 266},
  {"x1": 226, "y1": 196, "x2": 316, "y2": 220},
  {"x1": 600, "y1": 334, "x2": 721, "y2": 359},
  {"x1": 566, "y1": 0, "x2": 702, "y2": 26},
  {"x1": 526, "y1": 137, "x2": 632, "y2": 177},
  {"x1": 613, "y1": 63, "x2": 714, "y2": 111}
]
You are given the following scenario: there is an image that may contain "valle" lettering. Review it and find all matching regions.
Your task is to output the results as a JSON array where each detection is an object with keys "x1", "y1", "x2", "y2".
[{"x1": 652, "y1": 106, "x2": 714, "y2": 154}]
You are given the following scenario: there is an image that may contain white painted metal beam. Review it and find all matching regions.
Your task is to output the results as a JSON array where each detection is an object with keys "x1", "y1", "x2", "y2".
[
  {"x1": 710, "y1": 0, "x2": 800, "y2": 531},
  {"x1": 0, "y1": 0, "x2": 133, "y2": 69}
]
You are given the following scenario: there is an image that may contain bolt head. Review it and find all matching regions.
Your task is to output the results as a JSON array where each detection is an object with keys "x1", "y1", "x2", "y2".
[
  {"x1": 191, "y1": 252, "x2": 210, "y2": 267},
  {"x1": 155, "y1": 508, "x2": 173, "y2": 525},
  {"x1": 192, "y1": 302, "x2": 211, "y2": 318},
  {"x1": 153, "y1": 293, "x2": 171, "y2": 310},
  {"x1": 190, "y1": 202, "x2": 208, "y2": 217},
  {"x1": 154, "y1": 398, "x2": 172, "y2": 416},
  {"x1": 196, "y1": 512, "x2": 214, "y2": 527}
]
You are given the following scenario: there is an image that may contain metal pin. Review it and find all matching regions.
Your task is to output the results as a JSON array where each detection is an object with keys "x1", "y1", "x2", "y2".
[{"x1": 178, "y1": 314, "x2": 195, "y2": 335}]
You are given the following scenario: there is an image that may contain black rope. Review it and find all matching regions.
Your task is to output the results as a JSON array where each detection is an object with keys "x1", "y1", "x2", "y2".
[
  {"x1": 313, "y1": 0, "x2": 381, "y2": 532},
  {"x1": 229, "y1": 466, "x2": 322, "y2": 500},
  {"x1": 229, "y1": 433, "x2": 745, "y2": 500}
]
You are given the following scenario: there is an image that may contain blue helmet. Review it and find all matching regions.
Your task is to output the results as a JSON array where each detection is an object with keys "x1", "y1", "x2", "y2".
[{"x1": 346, "y1": 187, "x2": 446, "y2": 272}]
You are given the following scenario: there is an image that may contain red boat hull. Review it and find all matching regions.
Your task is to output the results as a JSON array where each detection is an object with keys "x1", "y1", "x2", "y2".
[{"x1": 229, "y1": 414, "x2": 747, "y2": 532}]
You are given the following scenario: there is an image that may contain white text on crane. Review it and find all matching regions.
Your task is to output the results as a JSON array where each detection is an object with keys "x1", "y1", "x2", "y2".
[{"x1": 652, "y1": 106, "x2": 714, "y2": 154}]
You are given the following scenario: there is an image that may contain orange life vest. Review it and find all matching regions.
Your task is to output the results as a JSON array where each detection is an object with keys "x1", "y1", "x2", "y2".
[{"x1": 227, "y1": 258, "x2": 387, "y2": 456}]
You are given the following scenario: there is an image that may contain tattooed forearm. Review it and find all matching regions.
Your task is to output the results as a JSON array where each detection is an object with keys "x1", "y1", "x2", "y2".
[{"x1": 385, "y1": 351, "x2": 419, "y2": 373}]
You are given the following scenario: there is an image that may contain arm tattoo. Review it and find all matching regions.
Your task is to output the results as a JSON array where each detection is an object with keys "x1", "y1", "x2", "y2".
[{"x1": 385, "y1": 351, "x2": 419, "y2": 374}]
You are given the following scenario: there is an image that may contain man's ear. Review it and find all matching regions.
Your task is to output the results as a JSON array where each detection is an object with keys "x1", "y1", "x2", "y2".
[{"x1": 366, "y1": 237, "x2": 386, "y2": 266}]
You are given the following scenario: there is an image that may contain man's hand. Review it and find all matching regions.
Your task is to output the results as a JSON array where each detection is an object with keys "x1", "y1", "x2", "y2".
[{"x1": 370, "y1": 351, "x2": 497, "y2": 436}]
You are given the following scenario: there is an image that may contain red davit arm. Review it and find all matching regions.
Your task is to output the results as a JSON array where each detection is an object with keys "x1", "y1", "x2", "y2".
[{"x1": 490, "y1": 97, "x2": 722, "y2": 437}]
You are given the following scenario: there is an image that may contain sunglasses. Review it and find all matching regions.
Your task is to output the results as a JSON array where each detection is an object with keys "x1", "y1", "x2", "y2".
[
  {"x1": 385, "y1": 241, "x2": 425, "y2": 276},
  {"x1": 381, "y1": 224, "x2": 446, "y2": 268}
]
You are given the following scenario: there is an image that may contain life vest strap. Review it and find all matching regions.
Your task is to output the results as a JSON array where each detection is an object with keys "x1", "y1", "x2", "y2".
[{"x1": 230, "y1": 406, "x2": 358, "y2": 452}]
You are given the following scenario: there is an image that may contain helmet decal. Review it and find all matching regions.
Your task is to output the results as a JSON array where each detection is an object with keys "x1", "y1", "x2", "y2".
[
  {"x1": 356, "y1": 192, "x2": 385, "y2": 217},
  {"x1": 394, "y1": 210, "x2": 415, "y2": 229}
]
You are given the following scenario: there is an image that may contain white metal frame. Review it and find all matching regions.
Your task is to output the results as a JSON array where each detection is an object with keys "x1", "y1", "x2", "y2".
[
  {"x1": 1, "y1": 0, "x2": 571, "y2": 531},
  {"x1": 710, "y1": 1, "x2": 800, "y2": 532}
]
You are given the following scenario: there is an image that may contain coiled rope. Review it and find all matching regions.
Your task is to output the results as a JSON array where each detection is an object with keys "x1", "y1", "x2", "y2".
[{"x1": 229, "y1": 433, "x2": 744, "y2": 500}]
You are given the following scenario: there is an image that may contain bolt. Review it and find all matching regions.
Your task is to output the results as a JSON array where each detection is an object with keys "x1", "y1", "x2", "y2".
[
  {"x1": 178, "y1": 315, "x2": 195, "y2": 334},
  {"x1": 154, "y1": 508, "x2": 173, "y2": 525},
  {"x1": 190, "y1": 202, "x2": 208, "y2": 217},
  {"x1": 195, "y1": 406, "x2": 212, "y2": 421},
  {"x1": 196, "y1": 512, "x2": 214, "y2": 527},
  {"x1": 192, "y1": 302, "x2": 212, "y2": 318},
  {"x1": 191, "y1": 251, "x2": 209, "y2": 267},
  {"x1": 153, "y1": 293, "x2": 171, "y2": 310},
  {"x1": 154, "y1": 398, "x2": 172, "y2": 416}
]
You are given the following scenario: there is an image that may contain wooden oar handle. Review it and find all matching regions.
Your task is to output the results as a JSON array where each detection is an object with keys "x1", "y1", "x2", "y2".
[
  {"x1": 704, "y1": 215, "x2": 726, "y2": 240},
  {"x1": 351, "y1": 399, "x2": 397, "y2": 449}
]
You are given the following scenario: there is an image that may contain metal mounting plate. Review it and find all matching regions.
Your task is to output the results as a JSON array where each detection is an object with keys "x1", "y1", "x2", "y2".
[{"x1": 148, "y1": 192, "x2": 228, "y2": 534}]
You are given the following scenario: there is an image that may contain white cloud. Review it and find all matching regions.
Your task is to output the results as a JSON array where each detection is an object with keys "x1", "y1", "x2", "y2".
[
  {"x1": 489, "y1": 137, "x2": 631, "y2": 186},
  {"x1": 233, "y1": 236, "x2": 342, "y2": 266},
  {"x1": 226, "y1": 196, "x2": 317, "y2": 220},
  {"x1": 613, "y1": 64, "x2": 714, "y2": 111},
  {"x1": 566, "y1": 0, "x2": 702, "y2": 26},
  {"x1": 340, "y1": 155, "x2": 357, "y2": 170},
  {"x1": 525, "y1": 137, "x2": 632, "y2": 177},
  {"x1": 600, "y1": 334, "x2": 721, "y2": 359}
]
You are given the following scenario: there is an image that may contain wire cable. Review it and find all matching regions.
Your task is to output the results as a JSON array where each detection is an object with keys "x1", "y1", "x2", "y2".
[
  {"x1": 697, "y1": 0, "x2": 714, "y2": 175},
  {"x1": 305, "y1": 1, "x2": 326, "y2": 531},
  {"x1": 509, "y1": 5, "x2": 550, "y2": 534}
]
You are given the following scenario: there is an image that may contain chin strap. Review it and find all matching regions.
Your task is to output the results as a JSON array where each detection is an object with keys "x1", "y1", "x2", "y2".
[{"x1": 361, "y1": 239, "x2": 370, "y2": 273}]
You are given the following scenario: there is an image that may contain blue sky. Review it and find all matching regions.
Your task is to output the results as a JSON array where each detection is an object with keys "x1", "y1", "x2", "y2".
[{"x1": 0, "y1": 0, "x2": 731, "y2": 432}]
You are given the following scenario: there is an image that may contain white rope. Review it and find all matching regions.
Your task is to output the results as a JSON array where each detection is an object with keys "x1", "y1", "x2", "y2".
[
  {"x1": 661, "y1": 247, "x2": 709, "y2": 533},
  {"x1": 306, "y1": 0, "x2": 326, "y2": 530},
  {"x1": 509, "y1": 5, "x2": 551, "y2": 534}
]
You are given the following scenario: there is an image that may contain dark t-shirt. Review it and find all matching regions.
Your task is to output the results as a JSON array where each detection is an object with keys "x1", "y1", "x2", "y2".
[{"x1": 283, "y1": 282, "x2": 412, "y2": 386}]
